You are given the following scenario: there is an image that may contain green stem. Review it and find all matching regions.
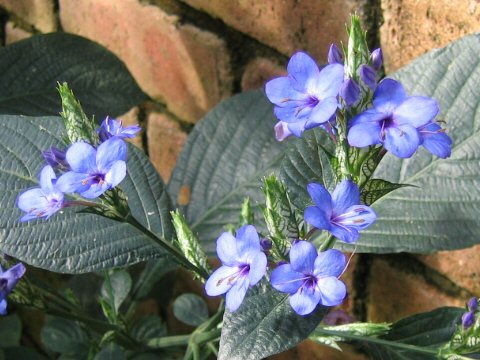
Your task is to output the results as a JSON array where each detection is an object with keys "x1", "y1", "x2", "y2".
[
  {"x1": 147, "y1": 329, "x2": 221, "y2": 349},
  {"x1": 313, "y1": 328, "x2": 438, "y2": 355},
  {"x1": 126, "y1": 215, "x2": 208, "y2": 280},
  {"x1": 335, "y1": 113, "x2": 352, "y2": 181},
  {"x1": 319, "y1": 235, "x2": 336, "y2": 252}
]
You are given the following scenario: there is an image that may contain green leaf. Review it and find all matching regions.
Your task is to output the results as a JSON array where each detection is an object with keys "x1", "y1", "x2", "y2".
[
  {"x1": 361, "y1": 179, "x2": 411, "y2": 206},
  {"x1": 101, "y1": 270, "x2": 132, "y2": 313},
  {"x1": 0, "y1": 116, "x2": 173, "y2": 273},
  {"x1": 239, "y1": 197, "x2": 254, "y2": 226},
  {"x1": 358, "y1": 33, "x2": 480, "y2": 252},
  {"x1": 172, "y1": 293, "x2": 209, "y2": 327},
  {"x1": 2, "y1": 347, "x2": 47, "y2": 360},
  {"x1": 129, "y1": 316, "x2": 167, "y2": 344},
  {"x1": 131, "y1": 259, "x2": 177, "y2": 301},
  {"x1": 218, "y1": 282, "x2": 327, "y2": 360},
  {"x1": 0, "y1": 314, "x2": 21, "y2": 347},
  {"x1": 40, "y1": 317, "x2": 89, "y2": 356},
  {"x1": 0, "y1": 33, "x2": 147, "y2": 119},
  {"x1": 93, "y1": 343, "x2": 125, "y2": 360},
  {"x1": 168, "y1": 91, "x2": 283, "y2": 255}
]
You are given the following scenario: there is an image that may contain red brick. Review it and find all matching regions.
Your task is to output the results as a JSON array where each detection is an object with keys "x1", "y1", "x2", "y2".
[
  {"x1": 418, "y1": 245, "x2": 480, "y2": 295},
  {"x1": 180, "y1": 0, "x2": 366, "y2": 61},
  {"x1": 59, "y1": 0, "x2": 232, "y2": 123},
  {"x1": 380, "y1": 0, "x2": 480, "y2": 72},
  {"x1": 241, "y1": 57, "x2": 286, "y2": 92},
  {"x1": 116, "y1": 106, "x2": 144, "y2": 150},
  {"x1": 367, "y1": 259, "x2": 464, "y2": 323},
  {"x1": 146, "y1": 110, "x2": 187, "y2": 182},
  {"x1": 0, "y1": 0, "x2": 56, "y2": 32},
  {"x1": 5, "y1": 21, "x2": 32, "y2": 45}
]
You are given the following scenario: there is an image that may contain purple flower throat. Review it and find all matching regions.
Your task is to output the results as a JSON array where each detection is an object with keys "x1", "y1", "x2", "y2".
[{"x1": 216, "y1": 263, "x2": 250, "y2": 287}]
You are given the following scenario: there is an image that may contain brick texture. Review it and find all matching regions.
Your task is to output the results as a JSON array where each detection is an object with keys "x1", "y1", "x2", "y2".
[
  {"x1": 5, "y1": 21, "x2": 32, "y2": 45},
  {"x1": 59, "y1": 0, "x2": 233, "y2": 123},
  {"x1": 180, "y1": 0, "x2": 366, "y2": 61},
  {"x1": 241, "y1": 57, "x2": 286, "y2": 91},
  {"x1": 380, "y1": 0, "x2": 480, "y2": 72},
  {"x1": 0, "y1": 0, "x2": 56, "y2": 32},
  {"x1": 367, "y1": 258, "x2": 465, "y2": 323}
]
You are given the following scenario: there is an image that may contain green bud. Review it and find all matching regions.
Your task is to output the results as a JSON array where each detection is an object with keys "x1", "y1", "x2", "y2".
[
  {"x1": 171, "y1": 210, "x2": 211, "y2": 281},
  {"x1": 345, "y1": 14, "x2": 370, "y2": 80},
  {"x1": 58, "y1": 82, "x2": 100, "y2": 145},
  {"x1": 240, "y1": 197, "x2": 254, "y2": 226}
]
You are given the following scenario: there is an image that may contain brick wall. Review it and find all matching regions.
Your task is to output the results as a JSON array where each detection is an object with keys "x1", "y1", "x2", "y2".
[{"x1": 1, "y1": 0, "x2": 479, "y2": 358}]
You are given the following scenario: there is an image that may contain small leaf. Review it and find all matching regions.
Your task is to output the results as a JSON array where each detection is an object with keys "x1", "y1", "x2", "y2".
[
  {"x1": 130, "y1": 316, "x2": 167, "y2": 344},
  {"x1": 173, "y1": 293, "x2": 209, "y2": 327},
  {"x1": 239, "y1": 197, "x2": 254, "y2": 226},
  {"x1": 361, "y1": 179, "x2": 411, "y2": 205},
  {"x1": 93, "y1": 343, "x2": 125, "y2": 360},
  {"x1": 218, "y1": 282, "x2": 327, "y2": 360},
  {"x1": 101, "y1": 270, "x2": 132, "y2": 313},
  {"x1": 40, "y1": 317, "x2": 89, "y2": 356},
  {"x1": 0, "y1": 314, "x2": 22, "y2": 347}
]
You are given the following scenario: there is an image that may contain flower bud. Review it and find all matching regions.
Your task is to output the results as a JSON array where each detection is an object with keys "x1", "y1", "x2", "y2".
[
  {"x1": 42, "y1": 147, "x2": 69, "y2": 169},
  {"x1": 274, "y1": 121, "x2": 293, "y2": 141},
  {"x1": 328, "y1": 44, "x2": 343, "y2": 64},
  {"x1": 339, "y1": 78, "x2": 360, "y2": 107},
  {"x1": 359, "y1": 64, "x2": 377, "y2": 90},
  {"x1": 462, "y1": 311, "x2": 475, "y2": 329},
  {"x1": 468, "y1": 297, "x2": 478, "y2": 312},
  {"x1": 370, "y1": 48, "x2": 383, "y2": 70},
  {"x1": 260, "y1": 238, "x2": 273, "y2": 251}
]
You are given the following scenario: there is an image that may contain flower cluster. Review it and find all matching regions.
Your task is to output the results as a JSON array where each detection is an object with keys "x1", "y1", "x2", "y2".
[
  {"x1": 0, "y1": 263, "x2": 26, "y2": 315},
  {"x1": 17, "y1": 118, "x2": 140, "y2": 221}
]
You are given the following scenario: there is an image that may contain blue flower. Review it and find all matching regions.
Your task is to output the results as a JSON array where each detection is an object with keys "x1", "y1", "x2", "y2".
[
  {"x1": 271, "y1": 241, "x2": 346, "y2": 316},
  {"x1": 327, "y1": 44, "x2": 343, "y2": 64},
  {"x1": 348, "y1": 78, "x2": 440, "y2": 158},
  {"x1": 0, "y1": 263, "x2": 26, "y2": 315},
  {"x1": 462, "y1": 311, "x2": 475, "y2": 329},
  {"x1": 42, "y1": 147, "x2": 69, "y2": 169},
  {"x1": 304, "y1": 180, "x2": 376, "y2": 243},
  {"x1": 17, "y1": 165, "x2": 64, "y2": 222},
  {"x1": 265, "y1": 52, "x2": 344, "y2": 137},
  {"x1": 370, "y1": 48, "x2": 383, "y2": 71},
  {"x1": 98, "y1": 117, "x2": 141, "y2": 142},
  {"x1": 418, "y1": 122, "x2": 452, "y2": 159},
  {"x1": 205, "y1": 225, "x2": 267, "y2": 312},
  {"x1": 56, "y1": 138, "x2": 127, "y2": 199}
]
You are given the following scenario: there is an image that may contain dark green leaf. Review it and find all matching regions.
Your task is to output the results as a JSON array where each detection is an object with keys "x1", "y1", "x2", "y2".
[
  {"x1": 218, "y1": 282, "x2": 327, "y2": 360},
  {"x1": 130, "y1": 316, "x2": 167, "y2": 344},
  {"x1": 40, "y1": 317, "x2": 89, "y2": 355},
  {"x1": 131, "y1": 259, "x2": 177, "y2": 301},
  {"x1": 0, "y1": 33, "x2": 147, "y2": 119},
  {"x1": 361, "y1": 179, "x2": 410, "y2": 205},
  {"x1": 2, "y1": 347, "x2": 47, "y2": 360},
  {"x1": 168, "y1": 91, "x2": 283, "y2": 255},
  {"x1": 93, "y1": 344, "x2": 125, "y2": 360},
  {"x1": 101, "y1": 270, "x2": 132, "y2": 312},
  {"x1": 0, "y1": 314, "x2": 21, "y2": 347},
  {"x1": 0, "y1": 116, "x2": 173, "y2": 273},
  {"x1": 172, "y1": 293, "x2": 209, "y2": 327}
]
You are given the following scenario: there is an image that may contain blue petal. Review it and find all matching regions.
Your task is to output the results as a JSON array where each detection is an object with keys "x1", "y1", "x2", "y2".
[
  {"x1": 331, "y1": 180, "x2": 360, "y2": 214},
  {"x1": 97, "y1": 138, "x2": 127, "y2": 171},
  {"x1": 265, "y1": 77, "x2": 306, "y2": 106},
  {"x1": 339, "y1": 78, "x2": 360, "y2": 107},
  {"x1": 383, "y1": 124, "x2": 420, "y2": 158},
  {"x1": 80, "y1": 181, "x2": 110, "y2": 199},
  {"x1": 305, "y1": 97, "x2": 338, "y2": 127},
  {"x1": 0, "y1": 299, "x2": 6, "y2": 315},
  {"x1": 56, "y1": 171, "x2": 92, "y2": 194},
  {"x1": 287, "y1": 52, "x2": 321, "y2": 93},
  {"x1": 359, "y1": 64, "x2": 377, "y2": 91},
  {"x1": 270, "y1": 264, "x2": 304, "y2": 294},
  {"x1": 236, "y1": 225, "x2": 260, "y2": 256},
  {"x1": 304, "y1": 206, "x2": 332, "y2": 232},
  {"x1": 315, "y1": 64, "x2": 344, "y2": 99},
  {"x1": 225, "y1": 276, "x2": 249, "y2": 312},
  {"x1": 421, "y1": 124, "x2": 452, "y2": 158},
  {"x1": 65, "y1": 142, "x2": 97, "y2": 173},
  {"x1": 121, "y1": 125, "x2": 142, "y2": 138},
  {"x1": 318, "y1": 277, "x2": 346, "y2": 306},
  {"x1": 329, "y1": 224, "x2": 359, "y2": 243},
  {"x1": 306, "y1": 183, "x2": 332, "y2": 210},
  {"x1": 2, "y1": 263, "x2": 26, "y2": 294},
  {"x1": 393, "y1": 96, "x2": 439, "y2": 127},
  {"x1": 247, "y1": 252, "x2": 267, "y2": 286},
  {"x1": 204, "y1": 265, "x2": 236, "y2": 296},
  {"x1": 289, "y1": 284, "x2": 322, "y2": 315},
  {"x1": 274, "y1": 121, "x2": 294, "y2": 141},
  {"x1": 313, "y1": 249, "x2": 346, "y2": 278},
  {"x1": 335, "y1": 205, "x2": 377, "y2": 231},
  {"x1": 289, "y1": 241, "x2": 317, "y2": 274},
  {"x1": 274, "y1": 106, "x2": 308, "y2": 123},
  {"x1": 17, "y1": 188, "x2": 48, "y2": 213},
  {"x1": 39, "y1": 165, "x2": 57, "y2": 193},
  {"x1": 216, "y1": 232, "x2": 239, "y2": 266},
  {"x1": 287, "y1": 120, "x2": 307, "y2": 137},
  {"x1": 373, "y1": 79, "x2": 407, "y2": 114},
  {"x1": 347, "y1": 121, "x2": 382, "y2": 148},
  {"x1": 327, "y1": 44, "x2": 343, "y2": 64},
  {"x1": 104, "y1": 160, "x2": 127, "y2": 187}
]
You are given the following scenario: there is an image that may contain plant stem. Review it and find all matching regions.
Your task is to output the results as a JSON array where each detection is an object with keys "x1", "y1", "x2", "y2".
[{"x1": 319, "y1": 235, "x2": 336, "y2": 252}]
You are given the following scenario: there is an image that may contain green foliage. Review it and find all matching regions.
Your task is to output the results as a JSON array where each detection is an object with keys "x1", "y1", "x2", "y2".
[
  {"x1": 129, "y1": 316, "x2": 167, "y2": 344},
  {"x1": 218, "y1": 282, "x2": 327, "y2": 360},
  {"x1": 0, "y1": 314, "x2": 22, "y2": 347},
  {"x1": 0, "y1": 116, "x2": 173, "y2": 273},
  {"x1": 0, "y1": 33, "x2": 147, "y2": 119},
  {"x1": 239, "y1": 197, "x2": 254, "y2": 226},
  {"x1": 100, "y1": 270, "x2": 132, "y2": 322},
  {"x1": 41, "y1": 317, "x2": 90, "y2": 358},
  {"x1": 93, "y1": 343, "x2": 126, "y2": 360},
  {"x1": 361, "y1": 179, "x2": 411, "y2": 206},
  {"x1": 173, "y1": 293, "x2": 209, "y2": 327}
]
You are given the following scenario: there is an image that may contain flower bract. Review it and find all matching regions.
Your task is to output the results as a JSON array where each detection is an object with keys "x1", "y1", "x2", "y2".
[
  {"x1": 304, "y1": 180, "x2": 376, "y2": 243},
  {"x1": 98, "y1": 117, "x2": 141, "y2": 142},
  {"x1": 0, "y1": 263, "x2": 26, "y2": 315},
  {"x1": 56, "y1": 138, "x2": 127, "y2": 199},
  {"x1": 347, "y1": 78, "x2": 440, "y2": 158},
  {"x1": 205, "y1": 225, "x2": 267, "y2": 312},
  {"x1": 265, "y1": 51, "x2": 344, "y2": 137},
  {"x1": 17, "y1": 165, "x2": 64, "y2": 222},
  {"x1": 271, "y1": 241, "x2": 346, "y2": 315}
]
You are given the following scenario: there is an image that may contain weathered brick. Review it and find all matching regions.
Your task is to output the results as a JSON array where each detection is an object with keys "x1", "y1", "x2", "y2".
[
  {"x1": 367, "y1": 258, "x2": 464, "y2": 323},
  {"x1": 116, "y1": 106, "x2": 144, "y2": 150},
  {"x1": 418, "y1": 245, "x2": 480, "y2": 295},
  {"x1": 180, "y1": 0, "x2": 366, "y2": 61},
  {"x1": 0, "y1": 0, "x2": 56, "y2": 32},
  {"x1": 241, "y1": 57, "x2": 286, "y2": 91},
  {"x1": 59, "y1": 0, "x2": 232, "y2": 123},
  {"x1": 380, "y1": 0, "x2": 480, "y2": 72},
  {"x1": 5, "y1": 21, "x2": 32, "y2": 45},
  {"x1": 146, "y1": 110, "x2": 187, "y2": 182}
]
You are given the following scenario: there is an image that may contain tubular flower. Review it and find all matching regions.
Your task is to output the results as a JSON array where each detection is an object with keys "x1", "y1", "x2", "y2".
[
  {"x1": 271, "y1": 241, "x2": 346, "y2": 316},
  {"x1": 17, "y1": 165, "x2": 64, "y2": 222},
  {"x1": 0, "y1": 263, "x2": 26, "y2": 315},
  {"x1": 347, "y1": 78, "x2": 440, "y2": 158},
  {"x1": 205, "y1": 225, "x2": 267, "y2": 312},
  {"x1": 98, "y1": 117, "x2": 141, "y2": 142},
  {"x1": 56, "y1": 138, "x2": 127, "y2": 199},
  {"x1": 304, "y1": 180, "x2": 377, "y2": 243},
  {"x1": 265, "y1": 51, "x2": 344, "y2": 137}
]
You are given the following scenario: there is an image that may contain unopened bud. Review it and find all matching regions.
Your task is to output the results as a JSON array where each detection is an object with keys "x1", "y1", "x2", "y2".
[
  {"x1": 462, "y1": 311, "x2": 475, "y2": 329},
  {"x1": 327, "y1": 44, "x2": 343, "y2": 64},
  {"x1": 468, "y1": 297, "x2": 478, "y2": 312},
  {"x1": 42, "y1": 147, "x2": 69, "y2": 169},
  {"x1": 370, "y1": 48, "x2": 383, "y2": 70},
  {"x1": 339, "y1": 78, "x2": 360, "y2": 107},
  {"x1": 260, "y1": 238, "x2": 273, "y2": 251},
  {"x1": 359, "y1": 64, "x2": 377, "y2": 91},
  {"x1": 274, "y1": 121, "x2": 293, "y2": 141}
]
